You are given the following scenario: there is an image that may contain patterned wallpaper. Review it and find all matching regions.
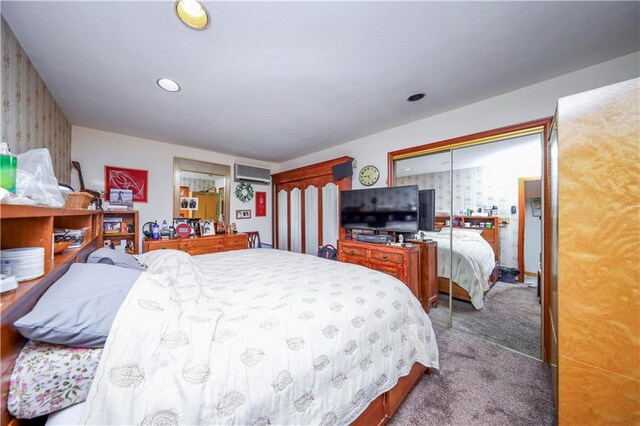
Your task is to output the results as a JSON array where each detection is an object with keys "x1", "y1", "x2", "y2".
[
  {"x1": 180, "y1": 177, "x2": 222, "y2": 192},
  {"x1": 397, "y1": 166, "x2": 520, "y2": 268},
  {"x1": 1, "y1": 17, "x2": 71, "y2": 183}
]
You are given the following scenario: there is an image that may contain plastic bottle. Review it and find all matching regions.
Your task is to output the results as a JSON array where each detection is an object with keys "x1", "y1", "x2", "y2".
[
  {"x1": 152, "y1": 221, "x2": 160, "y2": 240},
  {"x1": 0, "y1": 143, "x2": 17, "y2": 193},
  {"x1": 161, "y1": 220, "x2": 169, "y2": 235}
]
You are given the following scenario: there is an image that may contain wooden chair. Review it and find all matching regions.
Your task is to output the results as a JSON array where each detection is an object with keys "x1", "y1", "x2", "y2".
[{"x1": 247, "y1": 231, "x2": 261, "y2": 248}]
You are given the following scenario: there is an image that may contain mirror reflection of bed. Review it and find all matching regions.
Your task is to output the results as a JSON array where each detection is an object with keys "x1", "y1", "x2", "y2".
[{"x1": 395, "y1": 133, "x2": 543, "y2": 359}]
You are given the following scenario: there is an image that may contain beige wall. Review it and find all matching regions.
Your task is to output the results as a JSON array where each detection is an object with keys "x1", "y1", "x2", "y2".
[
  {"x1": 1, "y1": 17, "x2": 71, "y2": 183},
  {"x1": 557, "y1": 78, "x2": 640, "y2": 424}
]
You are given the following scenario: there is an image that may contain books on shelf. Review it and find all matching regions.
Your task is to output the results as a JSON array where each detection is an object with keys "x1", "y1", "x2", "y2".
[{"x1": 107, "y1": 205, "x2": 130, "y2": 211}]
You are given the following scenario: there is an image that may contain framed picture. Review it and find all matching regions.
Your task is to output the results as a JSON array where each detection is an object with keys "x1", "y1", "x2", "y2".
[
  {"x1": 180, "y1": 197, "x2": 199, "y2": 210},
  {"x1": 255, "y1": 191, "x2": 266, "y2": 217},
  {"x1": 531, "y1": 197, "x2": 542, "y2": 217},
  {"x1": 109, "y1": 189, "x2": 133, "y2": 208},
  {"x1": 105, "y1": 166, "x2": 148, "y2": 202},
  {"x1": 199, "y1": 219, "x2": 215, "y2": 236},
  {"x1": 236, "y1": 209, "x2": 251, "y2": 220}
]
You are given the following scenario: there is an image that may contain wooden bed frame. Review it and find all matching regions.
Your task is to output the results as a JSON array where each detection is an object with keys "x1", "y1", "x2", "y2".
[
  {"x1": 0, "y1": 205, "x2": 429, "y2": 426},
  {"x1": 438, "y1": 262, "x2": 500, "y2": 302}
]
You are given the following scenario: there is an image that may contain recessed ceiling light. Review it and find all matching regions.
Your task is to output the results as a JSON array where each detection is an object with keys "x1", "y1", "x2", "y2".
[
  {"x1": 157, "y1": 78, "x2": 181, "y2": 92},
  {"x1": 175, "y1": 0, "x2": 209, "y2": 30},
  {"x1": 407, "y1": 93, "x2": 425, "y2": 102},
  {"x1": 403, "y1": 167, "x2": 412, "y2": 171}
]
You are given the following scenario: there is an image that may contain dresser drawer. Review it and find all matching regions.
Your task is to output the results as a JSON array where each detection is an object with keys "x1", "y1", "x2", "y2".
[
  {"x1": 370, "y1": 250, "x2": 403, "y2": 264},
  {"x1": 181, "y1": 237, "x2": 223, "y2": 250},
  {"x1": 340, "y1": 254, "x2": 371, "y2": 268},
  {"x1": 186, "y1": 247, "x2": 213, "y2": 256},
  {"x1": 340, "y1": 245, "x2": 367, "y2": 258},
  {"x1": 370, "y1": 263, "x2": 403, "y2": 280},
  {"x1": 225, "y1": 235, "x2": 247, "y2": 248},
  {"x1": 146, "y1": 240, "x2": 179, "y2": 251}
]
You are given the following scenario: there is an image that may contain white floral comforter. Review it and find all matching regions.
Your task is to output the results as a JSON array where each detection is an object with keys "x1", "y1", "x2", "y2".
[
  {"x1": 426, "y1": 229, "x2": 496, "y2": 309},
  {"x1": 81, "y1": 249, "x2": 439, "y2": 425}
]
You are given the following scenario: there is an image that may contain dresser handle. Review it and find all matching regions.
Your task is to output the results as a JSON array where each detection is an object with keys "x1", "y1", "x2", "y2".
[
  {"x1": 349, "y1": 250, "x2": 355, "y2": 255},
  {"x1": 382, "y1": 255, "x2": 388, "y2": 260}
]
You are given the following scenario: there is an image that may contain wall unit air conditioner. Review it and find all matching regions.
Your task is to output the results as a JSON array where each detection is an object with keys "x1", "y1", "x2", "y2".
[{"x1": 234, "y1": 163, "x2": 271, "y2": 185}]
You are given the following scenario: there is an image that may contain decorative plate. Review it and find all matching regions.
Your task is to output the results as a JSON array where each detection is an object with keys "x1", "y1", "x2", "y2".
[
  {"x1": 175, "y1": 223, "x2": 192, "y2": 238},
  {"x1": 235, "y1": 183, "x2": 254, "y2": 203}
]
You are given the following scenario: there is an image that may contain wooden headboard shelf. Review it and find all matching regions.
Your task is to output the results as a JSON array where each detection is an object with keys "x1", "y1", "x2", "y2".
[
  {"x1": 0, "y1": 205, "x2": 103, "y2": 426},
  {"x1": 434, "y1": 215, "x2": 501, "y2": 261}
]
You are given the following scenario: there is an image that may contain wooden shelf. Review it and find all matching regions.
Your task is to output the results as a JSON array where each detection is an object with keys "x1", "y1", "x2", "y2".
[
  {"x1": 100, "y1": 210, "x2": 139, "y2": 254},
  {"x1": 0, "y1": 204, "x2": 101, "y2": 219}
]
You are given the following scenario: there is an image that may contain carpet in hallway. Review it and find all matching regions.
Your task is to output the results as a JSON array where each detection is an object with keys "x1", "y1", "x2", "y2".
[
  {"x1": 389, "y1": 324, "x2": 556, "y2": 426},
  {"x1": 428, "y1": 281, "x2": 541, "y2": 358}
]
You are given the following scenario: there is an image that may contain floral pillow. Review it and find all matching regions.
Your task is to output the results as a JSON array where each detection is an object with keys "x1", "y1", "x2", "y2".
[{"x1": 8, "y1": 340, "x2": 102, "y2": 419}]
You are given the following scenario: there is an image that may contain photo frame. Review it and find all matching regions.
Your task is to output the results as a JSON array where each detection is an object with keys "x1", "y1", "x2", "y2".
[
  {"x1": 531, "y1": 197, "x2": 542, "y2": 217},
  {"x1": 199, "y1": 219, "x2": 215, "y2": 236},
  {"x1": 236, "y1": 209, "x2": 251, "y2": 220},
  {"x1": 109, "y1": 189, "x2": 133, "y2": 209},
  {"x1": 105, "y1": 166, "x2": 148, "y2": 202}
]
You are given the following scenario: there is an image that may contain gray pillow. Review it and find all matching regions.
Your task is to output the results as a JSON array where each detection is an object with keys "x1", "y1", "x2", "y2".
[
  {"x1": 14, "y1": 263, "x2": 141, "y2": 347},
  {"x1": 87, "y1": 248, "x2": 146, "y2": 271}
]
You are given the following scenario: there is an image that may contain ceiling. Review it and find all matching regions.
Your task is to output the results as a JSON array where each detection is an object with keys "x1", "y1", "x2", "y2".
[{"x1": 2, "y1": 1, "x2": 639, "y2": 163}]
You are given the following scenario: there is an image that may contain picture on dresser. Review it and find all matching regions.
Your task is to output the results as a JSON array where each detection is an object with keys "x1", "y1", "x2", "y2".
[{"x1": 200, "y1": 219, "x2": 215, "y2": 236}]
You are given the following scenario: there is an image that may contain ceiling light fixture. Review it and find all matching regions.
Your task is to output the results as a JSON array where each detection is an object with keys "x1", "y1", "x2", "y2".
[
  {"x1": 403, "y1": 167, "x2": 412, "y2": 171},
  {"x1": 175, "y1": 0, "x2": 209, "y2": 30},
  {"x1": 407, "y1": 93, "x2": 425, "y2": 102},
  {"x1": 157, "y1": 78, "x2": 181, "y2": 92}
]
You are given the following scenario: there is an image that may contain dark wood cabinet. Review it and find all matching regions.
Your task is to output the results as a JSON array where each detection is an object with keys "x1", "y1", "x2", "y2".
[
  {"x1": 337, "y1": 240, "x2": 420, "y2": 303},
  {"x1": 409, "y1": 240, "x2": 438, "y2": 313}
]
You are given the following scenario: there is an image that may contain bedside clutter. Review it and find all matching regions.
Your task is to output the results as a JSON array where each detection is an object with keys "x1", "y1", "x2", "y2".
[{"x1": 143, "y1": 233, "x2": 248, "y2": 255}]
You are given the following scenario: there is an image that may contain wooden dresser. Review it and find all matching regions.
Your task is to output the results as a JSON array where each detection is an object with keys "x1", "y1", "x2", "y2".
[
  {"x1": 143, "y1": 233, "x2": 248, "y2": 255},
  {"x1": 337, "y1": 240, "x2": 420, "y2": 304},
  {"x1": 408, "y1": 240, "x2": 438, "y2": 313}
]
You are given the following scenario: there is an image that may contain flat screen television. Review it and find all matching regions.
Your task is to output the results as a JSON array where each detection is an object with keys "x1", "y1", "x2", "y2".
[
  {"x1": 418, "y1": 189, "x2": 436, "y2": 232},
  {"x1": 340, "y1": 185, "x2": 419, "y2": 232}
]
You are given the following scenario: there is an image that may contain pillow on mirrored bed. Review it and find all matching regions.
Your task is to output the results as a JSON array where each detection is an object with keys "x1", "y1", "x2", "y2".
[
  {"x1": 14, "y1": 263, "x2": 141, "y2": 347},
  {"x1": 8, "y1": 340, "x2": 102, "y2": 419},
  {"x1": 87, "y1": 247, "x2": 146, "y2": 270}
]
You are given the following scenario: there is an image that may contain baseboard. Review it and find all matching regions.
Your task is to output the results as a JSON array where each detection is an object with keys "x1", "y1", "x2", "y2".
[{"x1": 524, "y1": 271, "x2": 538, "y2": 277}]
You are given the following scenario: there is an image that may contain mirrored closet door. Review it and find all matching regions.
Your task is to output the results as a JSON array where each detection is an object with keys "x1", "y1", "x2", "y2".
[
  {"x1": 392, "y1": 123, "x2": 548, "y2": 360},
  {"x1": 450, "y1": 135, "x2": 543, "y2": 359}
]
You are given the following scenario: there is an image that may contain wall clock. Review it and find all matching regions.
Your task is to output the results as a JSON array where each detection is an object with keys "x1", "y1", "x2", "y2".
[
  {"x1": 235, "y1": 182, "x2": 254, "y2": 202},
  {"x1": 358, "y1": 165, "x2": 380, "y2": 186}
]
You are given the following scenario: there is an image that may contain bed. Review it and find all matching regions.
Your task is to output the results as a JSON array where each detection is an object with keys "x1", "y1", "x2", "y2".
[
  {"x1": 3, "y1": 247, "x2": 439, "y2": 425},
  {"x1": 424, "y1": 228, "x2": 499, "y2": 309}
]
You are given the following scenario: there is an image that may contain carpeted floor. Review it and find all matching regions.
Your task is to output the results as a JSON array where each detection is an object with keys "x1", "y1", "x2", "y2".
[
  {"x1": 428, "y1": 280, "x2": 541, "y2": 358},
  {"x1": 389, "y1": 323, "x2": 556, "y2": 426}
]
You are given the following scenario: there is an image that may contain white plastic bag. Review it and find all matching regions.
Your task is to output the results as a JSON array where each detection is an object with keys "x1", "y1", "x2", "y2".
[{"x1": 16, "y1": 148, "x2": 65, "y2": 207}]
